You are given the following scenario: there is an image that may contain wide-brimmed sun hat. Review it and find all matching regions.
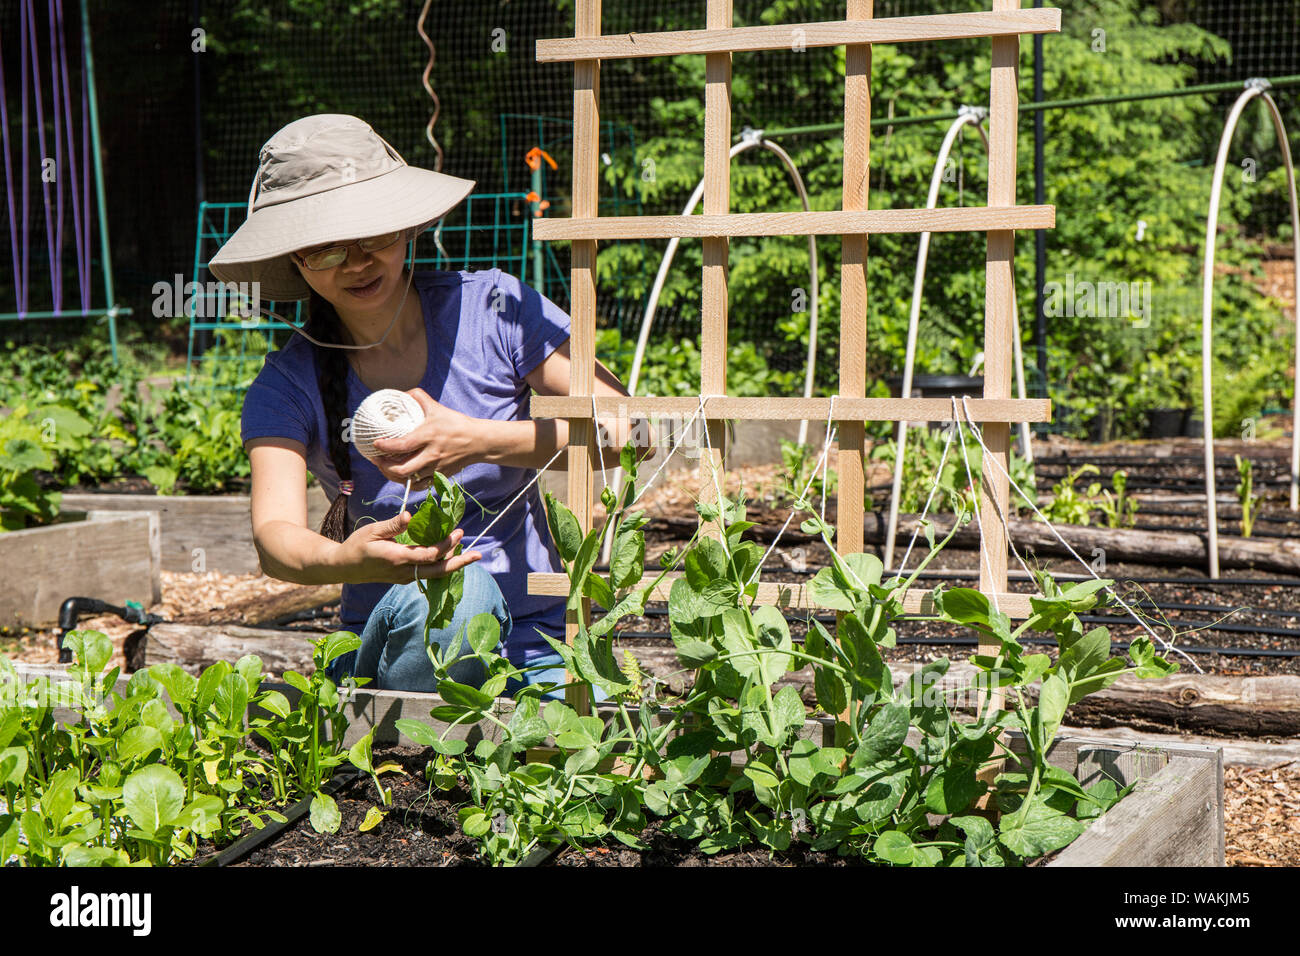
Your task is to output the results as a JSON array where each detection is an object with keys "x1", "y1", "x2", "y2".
[{"x1": 208, "y1": 114, "x2": 475, "y2": 301}]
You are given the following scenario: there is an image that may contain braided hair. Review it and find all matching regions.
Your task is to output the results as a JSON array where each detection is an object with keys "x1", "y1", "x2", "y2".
[{"x1": 306, "y1": 288, "x2": 356, "y2": 543}]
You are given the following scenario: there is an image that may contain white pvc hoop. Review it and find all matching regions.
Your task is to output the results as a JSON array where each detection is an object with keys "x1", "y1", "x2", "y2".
[
  {"x1": 605, "y1": 130, "x2": 820, "y2": 563},
  {"x1": 1201, "y1": 80, "x2": 1300, "y2": 578},
  {"x1": 883, "y1": 107, "x2": 1034, "y2": 569}
]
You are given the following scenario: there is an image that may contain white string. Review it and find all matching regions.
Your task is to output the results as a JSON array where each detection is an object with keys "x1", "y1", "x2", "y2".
[
  {"x1": 950, "y1": 397, "x2": 999, "y2": 614},
  {"x1": 629, "y1": 395, "x2": 710, "y2": 509},
  {"x1": 464, "y1": 444, "x2": 570, "y2": 552},
  {"x1": 957, "y1": 396, "x2": 1201, "y2": 674},
  {"x1": 592, "y1": 394, "x2": 609, "y2": 503},
  {"x1": 399, "y1": 477, "x2": 413, "y2": 516},
  {"x1": 819, "y1": 395, "x2": 837, "y2": 527},
  {"x1": 746, "y1": 396, "x2": 839, "y2": 588},
  {"x1": 895, "y1": 414, "x2": 960, "y2": 578},
  {"x1": 954, "y1": 399, "x2": 1037, "y2": 585},
  {"x1": 697, "y1": 395, "x2": 733, "y2": 553}
]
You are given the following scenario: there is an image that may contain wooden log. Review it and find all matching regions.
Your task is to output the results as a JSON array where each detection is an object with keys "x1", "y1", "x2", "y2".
[
  {"x1": 898, "y1": 513, "x2": 1300, "y2": 575},
  {"x1": 129, "y1": 623, "x2": 317, "y2": 676},
  {"x1": 1069, "y1": 673, "x2": 1300, "y2": 737},
  {"x1": 170, "y1": 583, "x2": 342, "y2": 627},
  {"x1": 617, "y1": 645, "x2": 1300, "y2": 737}
]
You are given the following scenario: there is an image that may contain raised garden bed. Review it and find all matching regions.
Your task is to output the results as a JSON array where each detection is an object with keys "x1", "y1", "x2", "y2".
[
  {"x1": 0, "y1": 510, "x2": 160, "y2": 628},
  {"x1": 250, "y1": 684, "x2": 1226, "y2": 867},
  {"x1": 58, "y1": 488, "x2": 330, "y2": 575}
]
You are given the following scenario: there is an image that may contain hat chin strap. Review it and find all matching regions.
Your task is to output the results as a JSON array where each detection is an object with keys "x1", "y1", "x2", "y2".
[{"x1": 285, "y1": 240, "x2": 417, "y2": 351}]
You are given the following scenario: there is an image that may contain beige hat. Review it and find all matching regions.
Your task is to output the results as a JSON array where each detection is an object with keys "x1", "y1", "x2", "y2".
[{"x1": 208, "y1": 114, "x2": 475, "y2": 301}]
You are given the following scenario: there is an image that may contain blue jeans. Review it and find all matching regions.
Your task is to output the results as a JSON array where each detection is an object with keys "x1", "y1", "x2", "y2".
[{"x1": 326, "y1": 564, "x2": 575, "y2": 701}]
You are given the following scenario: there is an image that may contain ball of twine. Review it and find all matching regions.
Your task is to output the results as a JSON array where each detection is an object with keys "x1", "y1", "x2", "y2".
[{"x1": 351, "y1": 389, "x2": 425, "y2": 461}]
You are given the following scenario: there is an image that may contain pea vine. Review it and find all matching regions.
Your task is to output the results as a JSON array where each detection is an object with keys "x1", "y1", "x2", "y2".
[{"x1": 398, "y1": 444, "x2": 1179, "y2": 866}]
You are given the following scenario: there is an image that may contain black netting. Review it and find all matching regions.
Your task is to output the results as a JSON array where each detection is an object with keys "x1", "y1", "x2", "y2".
[{"x1": 1, "y1": 0, "x2": 1296, "y2": 372}]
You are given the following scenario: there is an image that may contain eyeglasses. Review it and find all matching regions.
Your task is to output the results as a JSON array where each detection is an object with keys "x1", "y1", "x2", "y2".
[{"x1": 293, "y1": 231, "x2": 406, "y2": 271}]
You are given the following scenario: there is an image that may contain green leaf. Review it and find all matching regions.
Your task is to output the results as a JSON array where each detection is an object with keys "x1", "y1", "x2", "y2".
[
  {"x1": 319, "y1": 631, "x2": 362, "y2": 668},
  {"x1": 465, "y1": 612, "x2": 502, "y2": 658},
  {"x1": 874, "y1": 830, "x2": 916, "y2": 865},
  {"x1": 360, "y1": 806, "x2": 386, "y2": 833},
  {"x1": 610, "y1": 527, "x2": 646, "y2": 590},
  {"x1": 1035, "y1": 673, "x2": 1070, "y2": 751},
  {"x1": 309, "y1": 792, "x2": 342, "y2": 834},
  {"x1": 459, "y1": 807, "x2": 491, "y2": 838},
  {"x1": 854, "y1": 702, "x2": 910, "y2": 766},
  {"x1": 770, "y1": 685, "x2": 806, "y2": 742},
  {"x1": 122, "y1": 765, "x2": 186, "y2": 835},
  {"x1": 937, "y1": 587, "x2": 992, "y2": 626},
  {"x1": 437, "y1": 681, "x2": 495, "y2": 712},
  {"x1": 998, "y1": 794, "x2": 1088, "y2": 859},
  {"x1": 394, "y1": 718, "x2": 469, "y2": 755},
  {"x1": 544, "y1": 492, "x2": 584, "y2": 564},
  {"x1": 258, "y1": 690, "x2": 291, "y2": 719},
  {"x1": 116, "y1": 725, "x2": 165, "y2": 763},
  {"x1": 684, "y1": 538, "x2": 728, "y2": 591},
  {"x1": 0, "y1": 747, "x2": 28, "y2": 788},
  {"x1": 348, "y1": 730, "x2": 375, "y2": 773},
  {"x1": 809, "y1": 567, "x2": 857, "y2": 612}
]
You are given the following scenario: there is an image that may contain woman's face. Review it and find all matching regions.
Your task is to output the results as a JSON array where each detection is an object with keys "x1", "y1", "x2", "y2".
[{"x1": 292, "y1": 231, "x2": 409, "y2": 314}]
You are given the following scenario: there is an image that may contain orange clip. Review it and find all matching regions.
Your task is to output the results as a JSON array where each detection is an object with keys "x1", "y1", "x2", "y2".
[{"x1": 525, "y1": 147, "x2": 558, "y2": 172}]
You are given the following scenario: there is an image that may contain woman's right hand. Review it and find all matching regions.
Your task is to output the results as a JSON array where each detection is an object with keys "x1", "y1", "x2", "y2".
[{"x1": 332, "y1": 510, "x2": 481, "y2": 585}]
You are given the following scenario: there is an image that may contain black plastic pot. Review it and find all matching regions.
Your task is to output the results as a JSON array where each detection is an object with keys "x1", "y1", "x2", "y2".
[
  {"x1": 886, "y1": 373, "x2": 984, "y2": 400},
  {"x1": 1087, "y1": 407, "x2": 1114, "y2": 443},
  {"x1": 1145, "y1": 408, "x2": 1185, "y2": 439},
  {"x1": 1182, "y1": 411, "x2": 1204, "y2": 437}
]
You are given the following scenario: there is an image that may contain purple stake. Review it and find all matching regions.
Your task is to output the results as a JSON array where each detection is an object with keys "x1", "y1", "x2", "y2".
[
  {"x1": 80, "y1": 3, "x2": 89, "y2": 310},
  {"x1": 20, "y1": 0, "x2": 29, "y2": 314},
  {"x1": 26, "y1": 0, "x2": 58, "y2": 316},
  {"x1": 48, "y1": 0, "x2": 63, "y2": 312},
  {"x1": 0, "y1": 21, "x2": 24, "y2": 310}
]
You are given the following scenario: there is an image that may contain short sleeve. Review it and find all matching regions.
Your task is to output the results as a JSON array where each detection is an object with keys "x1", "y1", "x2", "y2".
[
  {"x1": 241, "y1": 356, "x2": 316, "y2": 447},
  {"x1": 495, "y1": 270, "x2": 571, "y2": 381}
]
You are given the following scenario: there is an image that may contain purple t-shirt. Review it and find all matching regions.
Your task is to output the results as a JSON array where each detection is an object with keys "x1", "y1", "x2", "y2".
[{"x1": 240, "y1": 269, "x2": 569, "y2": 665}]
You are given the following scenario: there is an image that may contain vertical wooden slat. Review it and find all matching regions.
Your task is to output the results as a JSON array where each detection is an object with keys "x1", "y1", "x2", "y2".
[
  {"x1": 700, "y1": 0, "x2": 732, "y2": 538},
  {"x1": 566, "y1": 0, "x2": 601, "y2": 716},
  {"x1": 838, "y1": 0, "x2": 872, "y2": 557},
  {"x1": 981, "y1": 0, "x2": 1018, "y2": 629}
]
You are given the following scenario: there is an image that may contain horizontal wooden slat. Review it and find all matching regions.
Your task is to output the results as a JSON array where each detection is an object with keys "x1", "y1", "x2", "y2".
[
  {"x1": 532, "y1": 205, "x2": 1055, "y2": 241},
  {"x1": 528, "y1": 571, "x2": 1037, "y2": 618},
  {"x1": 537, "y1": 9, "x2": 1061, "y2": 62},
  {"x1": 530, "y1": 395, "x2": 1051, "y2": 424}
]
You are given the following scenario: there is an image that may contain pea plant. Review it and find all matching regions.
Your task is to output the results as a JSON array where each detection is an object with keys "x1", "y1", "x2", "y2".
[
  {"x1": 1234, "y1": 455, "x2": 1261, "y2": 538},
  {"x1": 395, "y1": 472, "x2": 467, "y2": 632},
  {"x1": 405, "y1": 445, "x2": 1177, "y2": 866}
]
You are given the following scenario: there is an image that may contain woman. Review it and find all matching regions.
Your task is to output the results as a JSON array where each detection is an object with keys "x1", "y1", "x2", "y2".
[{"x1": 210, "y1": 114, "x2": 640, "y2": 697}]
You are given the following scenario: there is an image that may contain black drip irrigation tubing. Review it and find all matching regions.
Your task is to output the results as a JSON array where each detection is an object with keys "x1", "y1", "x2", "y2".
[
  {"x1": 609, "y1": 628, "x2": 1300, "y2": 659},
  {"x1": 202, "y1": 769, "x2": 364, "y2": 868},
  {"x1": 629, "y1": 599, "x2": 1300, "y2": 641}
]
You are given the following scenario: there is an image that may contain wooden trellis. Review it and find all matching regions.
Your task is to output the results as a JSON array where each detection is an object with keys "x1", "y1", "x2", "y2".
[{"x1": 527, "y1": 1, "x2": 1061, "y2": 715}]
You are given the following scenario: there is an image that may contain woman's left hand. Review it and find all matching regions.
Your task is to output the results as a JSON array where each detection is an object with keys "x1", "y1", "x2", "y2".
[{"x1": 369, "y1": 388, "x2": 482, "y2": 484}]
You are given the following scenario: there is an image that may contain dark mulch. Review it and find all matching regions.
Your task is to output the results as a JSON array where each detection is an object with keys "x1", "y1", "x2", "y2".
[
  {"x1": 554, "y1": 818, "x2": 867, "y2": 867},
  {"x1": 217, "y1": 749, "x2": 486, "y2": 867}
]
